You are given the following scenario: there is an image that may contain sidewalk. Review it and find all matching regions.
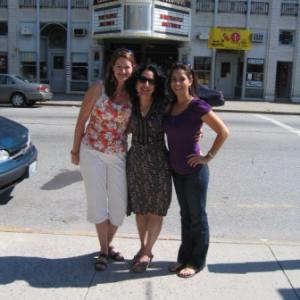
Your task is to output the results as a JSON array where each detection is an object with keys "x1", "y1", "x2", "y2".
[
  {"x1": 0, "y1": 229, "x2": 299, "y2": 300},
  {"x1": 42, "y1": 94, "x2": 300, "y2": 115}
]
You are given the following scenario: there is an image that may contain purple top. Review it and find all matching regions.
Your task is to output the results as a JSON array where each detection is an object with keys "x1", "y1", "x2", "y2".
[{"x1": 163, "y1": 98, "x2": 211, "y2": 175}]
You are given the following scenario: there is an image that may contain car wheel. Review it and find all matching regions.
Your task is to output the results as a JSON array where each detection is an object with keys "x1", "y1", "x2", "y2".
[
  {"x1": 26, "y1": 100, "x2": 36, "y2": 107},
  {"x1": 10, "y1": 93, "x2": 26, "y2": 107}
]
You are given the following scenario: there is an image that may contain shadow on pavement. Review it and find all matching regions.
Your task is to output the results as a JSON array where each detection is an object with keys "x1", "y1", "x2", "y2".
[
  {"x1": 41, "y1": 169, "x2": 82, "y2": 190},
  {"x1": 208, "y1": 259, "x2": 300, "y2": 274},
  {"x1": 0, "y1": 253, "x2": 173, "y2": 287},
  {"x1": 278, "y1": 288, "x2": 300, "y2": 300}
]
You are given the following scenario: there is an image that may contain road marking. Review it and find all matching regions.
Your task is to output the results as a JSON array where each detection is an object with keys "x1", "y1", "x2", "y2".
[{"x1": 253, "y1": 114, "x2": 300, "y2": 136}]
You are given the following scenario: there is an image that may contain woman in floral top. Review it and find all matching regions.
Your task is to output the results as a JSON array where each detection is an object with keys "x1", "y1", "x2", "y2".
[{"x1": 71, "y1": 48, "x2": 136, "y2": 271}]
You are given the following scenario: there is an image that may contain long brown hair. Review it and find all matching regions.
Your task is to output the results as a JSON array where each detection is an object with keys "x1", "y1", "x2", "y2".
[
  {"x1": 104, "y1": 48, "x2": 136, "y2": 98},
  {"x1": 168, "y1": 62, "x2": 198, "y2": 100}
]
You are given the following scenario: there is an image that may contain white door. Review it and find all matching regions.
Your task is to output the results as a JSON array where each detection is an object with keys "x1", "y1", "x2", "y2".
[
  {"x1": 215, "y1": 57, "x2": 236, "y2": 98},
  {"x1": 51, "y1": 53, "x2": 65, "y2": 93}
]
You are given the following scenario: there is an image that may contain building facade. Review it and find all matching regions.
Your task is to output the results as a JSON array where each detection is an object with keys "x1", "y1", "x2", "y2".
[{"x1": 0, "y1": 0, "x2": 300, "y2": 102}]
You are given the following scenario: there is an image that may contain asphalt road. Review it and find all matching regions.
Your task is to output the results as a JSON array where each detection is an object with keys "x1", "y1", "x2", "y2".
[{"x1": 0, "y1": 105, "x2": 299, "y2": 243}]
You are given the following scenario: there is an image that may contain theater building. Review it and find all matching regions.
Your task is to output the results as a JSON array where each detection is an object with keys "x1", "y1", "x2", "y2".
[{"x1": 1, "y1": 0, "x2": 300, "y2": 102}]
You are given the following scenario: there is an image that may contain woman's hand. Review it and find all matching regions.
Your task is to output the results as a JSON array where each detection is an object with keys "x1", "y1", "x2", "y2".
[
  {"x1": 186, "y1": 153, "x2": 210, "y2": 167},
  {"x1": 71, "y1": 150, "x2": 80, "y2": 165}
]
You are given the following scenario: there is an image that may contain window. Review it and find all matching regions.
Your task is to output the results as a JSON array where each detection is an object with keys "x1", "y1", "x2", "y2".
[
  {"x1": 279, "y1": 30, "x2": 294, "y2": 45},
  {"x1": 0, "y1": 54, "x2": 8, "y2": 74},
  {"x1": 194, "y1": 57, "x2": 211, "y2": 85},
  {"x1": 71, "y1": 53, "x2": 88, "y2": 91},
  {"x1": 0, "y1": 22, "x2": 8, "y2": 35},
  {"x1": 93, "y1": 51, "x2": 101, "y2": 80},
  {"x1": 246, "y1": 58, "x2": 264, "y2": 88},
  {"x1": 20, "y1": 52, "x2": 36, "y2": 81}
]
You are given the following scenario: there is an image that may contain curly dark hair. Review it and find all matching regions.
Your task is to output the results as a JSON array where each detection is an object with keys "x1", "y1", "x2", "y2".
[
  {"x1": 104, "y1": 48, "x2": 136, "y2": 98},
  {"x1": 125, "y1": 63, "x2": 169, "y2": 109}
]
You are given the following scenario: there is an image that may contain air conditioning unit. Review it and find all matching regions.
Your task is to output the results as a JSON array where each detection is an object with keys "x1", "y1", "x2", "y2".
[
  {"x1": 73, "y1": 28, "x2": 87, "y2": 37},
  {"x1": 196, "y1": 33, "x2": 209, "y2": 40},
  {"x1": 252, "y1": 32, "x2": 264, "y2": 43},
  {"x1": 20, "y1": 27, "x2": 33, "y2": 36}
]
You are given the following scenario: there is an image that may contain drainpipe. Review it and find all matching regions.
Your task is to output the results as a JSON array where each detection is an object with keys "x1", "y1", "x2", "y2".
[
  {"x1": 36, "y1": 0, "x2": 40, "y2": 83},
  {"x1": 210, "y1": 0, "x2": 219, "y2": 89},
  {"x1": 241, "y1": 0, "x2": 251, "y2": 99},
  {"x1": 66, "y1": 0, "x2": 71, "y2": 93}
]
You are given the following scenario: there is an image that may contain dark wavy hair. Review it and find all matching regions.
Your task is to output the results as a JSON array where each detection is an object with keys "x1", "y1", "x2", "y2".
[
  {"x1": 125, "y1": 63, "x2": 169, "y2": 108},
  {"x1": 168, "y1": 62, "x2": 198, "y2": 100},
  {"x1": 104, "y1": 48, "x2": 136, "y2": 98}
]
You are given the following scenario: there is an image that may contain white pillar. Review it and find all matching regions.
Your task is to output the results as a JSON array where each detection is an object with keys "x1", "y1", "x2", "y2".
[
  {"x1": 66, "y1": 0, "x2": 72, "y2": 93},
  {"x1": 36, "y1": 0, "x2": 40, "y2": 83},
  {"x1": 291, "y1": 1, "x2": 300, "y2": 102},
  {"x1": 7, "y1": 0, "x2": 18, "y2": 74},
  {"x1": 264, "y1": 0, "x2": 281, "y2": 101}
]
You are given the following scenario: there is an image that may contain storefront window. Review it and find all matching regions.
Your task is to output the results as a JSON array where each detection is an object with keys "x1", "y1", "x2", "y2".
[
  {"x1": 246, "y1": 58, "x2": 264, "y2": 88},
  {"x1": 194, "y1": 56, "x2": 211, "y2": 85},
  {"x1": 20, "y1": 52, "x2": 37, "y2": 81},
  {"x1": 93, "y1": 51, "x2": 101, "y2": 80},
  {"x1": 71, "y1": 53, "x2": 88, "y2": 91},
  {"x1": 0, "y1": 54, "x2": 8, "y2": 73}
]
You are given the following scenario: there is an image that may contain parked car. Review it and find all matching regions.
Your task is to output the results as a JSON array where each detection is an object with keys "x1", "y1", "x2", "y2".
[
  {"x1": 0, "y1": 116, "x2": 37, "y2": 195},
  {"x1": 0, "y1": 74, "x2": 52, "y2": 107},
  {"x1": 197, "y1": 85, "x2": 225, "y2": 107}
]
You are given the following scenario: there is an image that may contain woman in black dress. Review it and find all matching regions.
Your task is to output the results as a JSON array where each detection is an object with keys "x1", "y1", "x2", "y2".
[{"x1": 125, "y1": 64, "x2": 172, "y2": 273}]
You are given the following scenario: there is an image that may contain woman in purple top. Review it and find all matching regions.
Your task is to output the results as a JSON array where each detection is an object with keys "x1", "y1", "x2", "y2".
[{"x1": 164, "y1": 63, "x2": 229, "y2": 278}]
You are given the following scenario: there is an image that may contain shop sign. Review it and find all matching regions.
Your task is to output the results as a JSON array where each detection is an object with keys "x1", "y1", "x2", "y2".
[
  {"x1": 93, "y1": 5, "x2": 122, "y2": 34},
  {"x1": 154, "y1": 5, "x2": 190, "y2": 37},
  {"x1": 208, "y1": 27, "x2": 252, "y2": 50}
]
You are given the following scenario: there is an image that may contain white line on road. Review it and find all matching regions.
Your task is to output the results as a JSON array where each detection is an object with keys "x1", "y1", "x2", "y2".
[{"x1": 253, "y1": 114, "x2": 300, "y2": 136}]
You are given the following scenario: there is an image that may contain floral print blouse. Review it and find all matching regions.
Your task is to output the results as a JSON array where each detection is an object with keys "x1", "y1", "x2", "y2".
[{"x1": 82, "y1": 94, "x2": 132, "y2": 154}]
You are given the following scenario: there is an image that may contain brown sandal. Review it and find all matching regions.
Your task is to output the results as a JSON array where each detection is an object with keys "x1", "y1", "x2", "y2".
[
  {"x1": 131, "y1": 253, "x2": 154, "y2": 266},
  {"x1": 95, "y1": 253, "x2": 108, "y2": 271},
  {"x1": 131, "y1": 255, "x2": 152, "y2": 273},
  {"x1": 108, "y1": 246, "x2": 124, "y2": 261}
]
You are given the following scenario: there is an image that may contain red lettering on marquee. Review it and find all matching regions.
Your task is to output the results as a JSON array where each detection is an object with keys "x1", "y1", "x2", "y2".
[
  {"x1": 160, "y1": 14, "x2": 183, "y2": 22},
  {"x1": 161, "y1": 22, "x2": 181, "y2": 29}
]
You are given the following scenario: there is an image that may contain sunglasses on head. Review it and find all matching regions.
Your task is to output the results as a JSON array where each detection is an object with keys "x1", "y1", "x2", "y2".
[{"x1": 138, "y1": 75, "x2": 156, "y2": 85}]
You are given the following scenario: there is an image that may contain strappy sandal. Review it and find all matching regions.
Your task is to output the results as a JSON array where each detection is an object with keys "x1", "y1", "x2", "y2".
[
  {"x1": 131, "y1": 253, "x2": 154, "y2": 266},
  {"x1": 168, "y1": 262, "x2": 185, "y2": 273},
  {"x1": 108, "y1": 246, "x2": 125, "y2": 261},
  {"x1": 131, "y1": 255, "x2": 152, "y2": 273},
  {"x1": 95, "y1": 253, "x2": 108, "y2": 271}
]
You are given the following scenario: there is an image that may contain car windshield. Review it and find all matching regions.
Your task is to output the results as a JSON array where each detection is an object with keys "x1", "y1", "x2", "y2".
[{"x1": 15, "y1": 75, "x2": 31, "y2": 83}]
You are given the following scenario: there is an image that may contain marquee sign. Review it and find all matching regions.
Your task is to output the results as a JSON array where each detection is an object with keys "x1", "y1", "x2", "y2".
[
  {"x1": 208, "y1": 27, "x2": 252, "y2": 50},
  {"x1": 154, "y1": 5, "x2": 190, "y2": 37},
  {"x1": 93, "y1": 5, "x2": 122, "y2": 34}
]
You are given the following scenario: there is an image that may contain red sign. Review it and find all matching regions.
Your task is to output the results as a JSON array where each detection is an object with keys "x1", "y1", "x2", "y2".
[{"x1": 231, "y1": 32, "x2": 240, "y2": 42}]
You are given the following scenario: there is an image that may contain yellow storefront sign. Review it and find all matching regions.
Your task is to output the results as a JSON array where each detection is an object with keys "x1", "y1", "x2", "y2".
[{"x1": 208, "y1": 27, "x2": 252, "y2": 50}]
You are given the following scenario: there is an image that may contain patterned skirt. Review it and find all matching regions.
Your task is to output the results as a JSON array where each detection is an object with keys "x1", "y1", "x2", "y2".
[{"x1": 126, "y1": 142, "x2": 172, "y2": 216}]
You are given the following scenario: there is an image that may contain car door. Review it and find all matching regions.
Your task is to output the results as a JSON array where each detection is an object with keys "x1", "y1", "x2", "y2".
[{"x1": 0, "y1": 75, "x2": 15, "y2": 102}]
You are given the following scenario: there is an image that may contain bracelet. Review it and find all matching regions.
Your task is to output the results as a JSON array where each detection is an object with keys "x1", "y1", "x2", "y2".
[
  {"x1": 70, "y1": 150, "x2": 79, "y2": 155},
  {"x1": 207, "y1": 152, "x2": 214, "y2": 159}
]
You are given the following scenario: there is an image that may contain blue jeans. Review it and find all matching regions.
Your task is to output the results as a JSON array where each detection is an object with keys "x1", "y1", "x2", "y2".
[{"x1": 172, "y1": 164, "x2": 209, "y2": 271}]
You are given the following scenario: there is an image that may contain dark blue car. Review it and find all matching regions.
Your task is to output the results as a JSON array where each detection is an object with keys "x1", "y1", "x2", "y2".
[{"x1": 0, "y1": 116, "x2": 37, "y2": 195}]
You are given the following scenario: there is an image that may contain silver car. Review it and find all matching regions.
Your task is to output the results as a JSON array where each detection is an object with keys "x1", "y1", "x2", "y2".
[{"x1": 0, "y1": 74, "x2": 53, "y2": 107}]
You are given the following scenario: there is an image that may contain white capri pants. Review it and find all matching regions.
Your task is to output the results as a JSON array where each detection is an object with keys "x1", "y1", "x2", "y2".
[{"x1": 79, "y1": 143, "x2": 127, "y2": 226}]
